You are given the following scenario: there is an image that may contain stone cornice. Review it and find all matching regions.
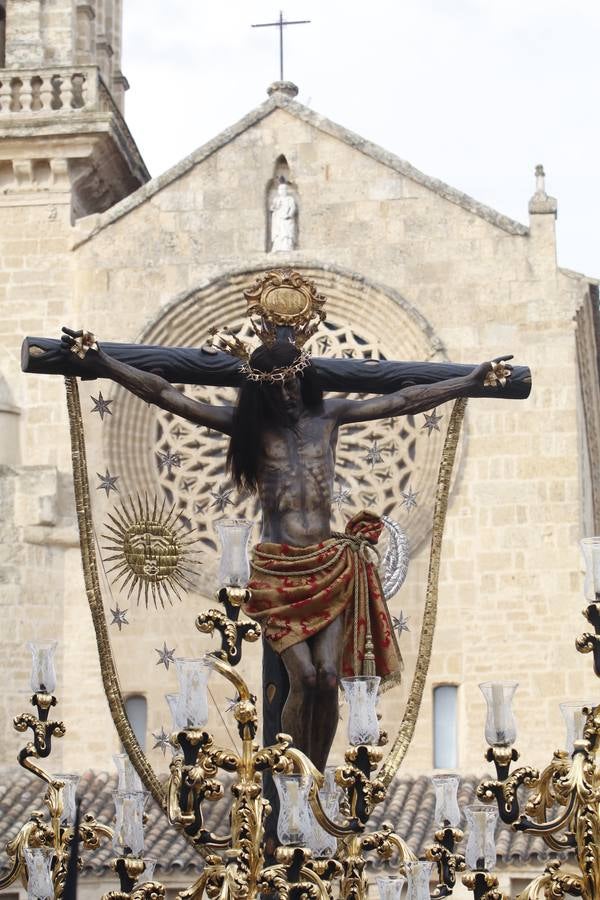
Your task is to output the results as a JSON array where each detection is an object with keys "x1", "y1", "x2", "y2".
[
  {"x1": 559, "y1": 267, "x2": 600, "y2": 286},
  {"x1": 73, "y1": 91, "x2": 529, "y2": 247}
]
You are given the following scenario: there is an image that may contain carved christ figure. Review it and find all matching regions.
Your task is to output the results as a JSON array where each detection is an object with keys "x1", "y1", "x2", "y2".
[
  {"x1": 270, "y1": 182, "x2": 297, "y2": 252},
  {"x1": 60, "y1": 325, "x2": 511, "y2": 772}
]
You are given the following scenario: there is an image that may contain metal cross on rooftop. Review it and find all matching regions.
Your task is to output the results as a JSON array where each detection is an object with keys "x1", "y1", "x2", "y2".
[{"x1": 251, "y1": 10, "x2": 311, "y2": 82}]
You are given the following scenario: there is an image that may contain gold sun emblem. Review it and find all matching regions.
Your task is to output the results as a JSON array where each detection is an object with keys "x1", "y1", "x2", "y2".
[{"x1": 102, "y1": 495, "x2": 201, "y2": 609}]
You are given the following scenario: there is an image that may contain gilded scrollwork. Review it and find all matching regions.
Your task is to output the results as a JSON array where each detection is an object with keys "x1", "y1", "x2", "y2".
[
  {"x1": 102, "y1": 884, "x2": 166, "y2": 900},
  {"x1": 0, "y1": 812, "x2": 52, "y2": 891},
  {"x1": 515, "y1": 859, "x2": 584, "y2": 899},
  {"x1": 523, "y1": 751, "x2": 571, "y2": 821},
  {"x1": 360, "y1": 824, "x2": 416, "y2": 865},
  {"x1": 336, "y1": 746, "x2": 385, "y2": 826},
  {"x1": 196, "y1": 609, "x2": 261, "y2": 667},
  {"x1": 253, "y1": 734, "x2": 294, "y2": 775},
  {"x1": 462, "y1": 870, "x2": 507, "y2": 900},
  {"x1": 476, "y1": 766, "x2": 539, "y2": 825},
  {"x1": 14, "y1": 694, "x2": 67, "y2": 781},
  {"x1": 0, "y1": 684, "x2": 116, "y2": 897},
  {"x1": 426, "y1": 826, "x2": 466, "y2": 898}
]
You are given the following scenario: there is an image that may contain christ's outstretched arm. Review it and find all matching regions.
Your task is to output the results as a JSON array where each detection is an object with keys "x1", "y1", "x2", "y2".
[
  {"x1": 60, "y1": 328, "x2": 234, "y2": 435},
  {"x1": 330, "y1": 358, "x2": 511, "y2": 425}
]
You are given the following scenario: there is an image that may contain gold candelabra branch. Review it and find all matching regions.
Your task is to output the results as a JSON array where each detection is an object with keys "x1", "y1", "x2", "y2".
[
  {"x1": 0, "y1": 686, "x2": 116, "y2": 898},
  {"x1": 196, "y1": 587, "x2": 261, "y2": 668},
  {"x1": 161, "y1": 631, "x2": 421, "y2": 900},
  {"x1": 575, "y1": 601, "x2": 600, "y2": 677},
  {"x1": 101, "y1": 858, "x2": 166, "y2": 900},
  {"x1": 14, "y1": 692, "x2": 66, "y2": 783},
  {"x1": 259, "y1": 846, "x2": 332, "y2": 899},
  {"x1": 515, "y1": 858, "x2": 584, "y2": 899},
  {"x1": 462, "y1": 870, "x2": 507, "y2": 900},
  {"x1": 476, "y1": 749, "x2": 539, "y2": 826},
  {"x1": 471, "y1": 577, "x2": 600, "y2": 900},
  {"x1": 426, "y1": 825, "x2": 466, "y2": 898}
]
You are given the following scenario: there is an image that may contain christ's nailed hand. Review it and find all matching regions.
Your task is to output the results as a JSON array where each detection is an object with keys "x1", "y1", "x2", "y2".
[
  {"x1": 60, "y1": 326, "x2": 104, "y2": 373},
  {"x1": 470, "y1": 355, "x2": 514, "y2": 387}
]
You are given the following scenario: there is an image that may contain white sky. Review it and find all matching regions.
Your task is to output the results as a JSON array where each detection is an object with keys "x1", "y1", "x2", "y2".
[{"x1": 122, "y1": 0, "x2": 599, "y2": 277}]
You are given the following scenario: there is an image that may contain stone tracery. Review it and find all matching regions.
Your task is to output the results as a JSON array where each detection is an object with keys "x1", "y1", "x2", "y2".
[{"x1": 106, "y1": 268, "x2": 451, "y2": 572}]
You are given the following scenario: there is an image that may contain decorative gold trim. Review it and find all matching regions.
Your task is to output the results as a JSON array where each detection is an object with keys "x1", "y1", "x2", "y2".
[
  {"x1": 379, "y1": 397, "x2": 468, "y2": 787},
  {"x1": 243, "y1": 269, "x2": 326, "y2": 342},
  {"x1": 64, "y1": 378, "x2": 166, "y2": 806}
]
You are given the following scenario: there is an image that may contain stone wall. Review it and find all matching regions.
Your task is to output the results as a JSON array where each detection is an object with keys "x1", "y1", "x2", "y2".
[{"x1": 0, "y1": 97, "x2": 597, "y2": 792}]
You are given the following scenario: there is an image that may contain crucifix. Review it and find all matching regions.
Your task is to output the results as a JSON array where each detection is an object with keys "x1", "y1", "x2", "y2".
[
  {"x1": 251, "y1": 10, "x2": 311, "y2": 82},
  {"x1": 22, "y1": 268, "x2": 530, "y2": 854}
]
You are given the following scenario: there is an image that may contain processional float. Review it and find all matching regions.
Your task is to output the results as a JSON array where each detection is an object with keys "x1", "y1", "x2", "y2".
[{"x1": 8, "y1": 271, "x2": 594, "y2": 900}]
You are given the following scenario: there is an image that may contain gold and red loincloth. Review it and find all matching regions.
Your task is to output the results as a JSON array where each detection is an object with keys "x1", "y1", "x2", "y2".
[{"x1": 243, "y1": 511, "x2": 402, "y2": 689}]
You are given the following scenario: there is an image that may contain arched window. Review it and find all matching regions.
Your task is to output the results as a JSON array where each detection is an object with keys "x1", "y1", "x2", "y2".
[
  {"x1": 124, "y1": 694, "x2": 147, "y2": 751},
  {"x1": 433, "y1": 684, "x2": 458, "y2": 769}
]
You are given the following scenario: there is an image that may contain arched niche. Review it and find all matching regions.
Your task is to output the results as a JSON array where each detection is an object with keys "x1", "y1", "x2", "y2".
[{"x1": 265, "y1": 154, "x2": 298, "y2": 252}]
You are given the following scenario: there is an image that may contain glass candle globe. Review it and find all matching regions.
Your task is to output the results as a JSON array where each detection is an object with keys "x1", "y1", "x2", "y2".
[
  {"x1": 465, "y1": 803, "x2": 498, "y2": 871},
  {"x1": 215, "y1": 519, "x2": 252, "y2": 587},
  {"x1": 274, "y1": 773, "x2": 313, "y2": 846},
  {"x1": 141, "y1": 858, "x2": 157, "y2": 883},
  {"x1": 24, "y1": 847, "x2": 55, "y2": 900},
  {"x1": 376, "y1": 875, "x2": 406, "y2": 900},
  {"x1": 52, "y1": 773, "x2": 79, "y2": 825},
  {"x1": 432, "y1": 773, "x2": 461, "y2": 826},
  {"x1": 404, "y1": 860, "x2": 433, "y2": 900},
  {"x1": 340, "y1": 675, "x2": 380, "y2": 745},
  {"x1": 322, "y1": 765, "x2": 341, "y2": 798},
  {"x1": 560, "y1": 700, "x2": 596, "y2": 754},
  {"x1": 581, "y1": 537, "x2": 600, "y2": 602},
  {"x1": 173, "y1": 657, "x2": 211, "y2": 728},
  {"x1": 307, "y1": 783, "x2": 339, "y2": 858},
  {"x1": 113, "y1": 753, "x2": 143, "y2": 792},
  {"x1": 165, "y1": 692, "x2": 184, "y2": 732},
  {"x1": 479, "y1": 681, "x2": 518, "y2": 747},
  {"x1": 27, "y1": 640, "x2": 57, "y2": 693},
  {"x1": 112, "y1": 790, "x2": 148, "y2": 857}
]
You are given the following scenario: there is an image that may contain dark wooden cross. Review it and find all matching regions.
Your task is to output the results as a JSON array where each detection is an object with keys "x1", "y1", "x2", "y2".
[
  {"x1": 21, "y1": 323, "x2": 530, "y2": 859},
  {"x1": 251, "y1": 10, "x2": 311, "y2": 82},
  {"x1": 21, "y1": 337, "x2": 531, "y2": 398}
]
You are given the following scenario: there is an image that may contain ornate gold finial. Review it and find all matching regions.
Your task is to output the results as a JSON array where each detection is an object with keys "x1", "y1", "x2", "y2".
[
  {"x1": 207, "y1": 326, "x2": 251, "y2": 362},
  {"x1": 243, "y1": 269, "x2": 326, "y2": 347},
  {"x1": 205, "y1": 270, "x2": 328, "y2": 380}
]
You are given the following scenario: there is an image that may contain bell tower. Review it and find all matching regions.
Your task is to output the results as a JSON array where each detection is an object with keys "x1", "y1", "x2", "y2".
[
  {"x1": 0, "y1": 0, "x2": 148, "y2": 217},
  {"x1": 0, "y1": 2, "x2": 149, "y2": 763}
]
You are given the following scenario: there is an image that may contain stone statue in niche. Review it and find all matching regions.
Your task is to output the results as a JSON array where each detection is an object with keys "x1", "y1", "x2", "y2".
[{"x1": 269, "y1": 179, "x2": 297, "y2": 252}]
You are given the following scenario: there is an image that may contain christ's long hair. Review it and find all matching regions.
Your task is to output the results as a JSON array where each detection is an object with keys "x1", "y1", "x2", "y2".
[{"x1": 227, "y1": 342, "x2": 323, "y2": 492}]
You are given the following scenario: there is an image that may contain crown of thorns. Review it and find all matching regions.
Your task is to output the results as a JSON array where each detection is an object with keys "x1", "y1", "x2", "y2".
[{"x1": 238, "y1": 349, "x2": 312, "y2": 383}]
